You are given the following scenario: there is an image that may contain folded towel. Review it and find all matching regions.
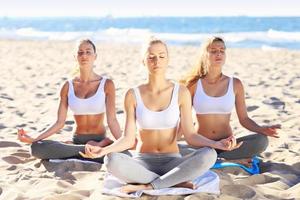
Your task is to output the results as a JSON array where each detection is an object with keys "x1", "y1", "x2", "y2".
[
  {"x1": 102, "y1": 170, "x2": 220, "y2": 198},
  {"x1": 49, "y1": 158, "x2": 100, "y2": 164}
]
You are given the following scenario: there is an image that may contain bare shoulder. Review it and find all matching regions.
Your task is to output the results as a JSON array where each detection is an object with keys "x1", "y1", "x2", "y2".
[
  {"x1": 60, "y1": 81, "x2": 69, "y2": 97},
  {"x1": 124, "y1": 88, "x2": 137, "y2": 107},
  {"x1": 178, "y1": 84, "x2": 190, "y2": 95},
  {"x1": 178, "y1": 84, "x2": 191, "y2": 103},
  {"x1": 104, "y1": 78, "x2": 115, "y2": 91},
  {"x1": 233, "y1": 77, "x2": 244, "y2": 93},
  {"x1": 186, "y1": 81, "x2": 197, "y2": 96}
]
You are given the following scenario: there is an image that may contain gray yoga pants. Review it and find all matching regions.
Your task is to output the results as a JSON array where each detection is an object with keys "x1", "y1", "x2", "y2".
[
  {"x1": 104, "y1": 147, "x2": 217, "y2": 189},
  {"x1": 31, "y1": 134, "x2": 105, "y2": 162},
  {"x1": 179, "y1": 133, "x2": 268, "y2": 160}
]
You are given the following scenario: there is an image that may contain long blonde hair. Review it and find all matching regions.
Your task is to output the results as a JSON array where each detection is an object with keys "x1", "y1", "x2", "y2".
[{"x1": 180, "y1": 36, "x2": 225, "y2": 88}]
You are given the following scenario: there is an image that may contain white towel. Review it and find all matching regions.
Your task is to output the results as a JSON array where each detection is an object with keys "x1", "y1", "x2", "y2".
[
  {"x1": 49, "y1": 158, "x2": 99, "y2": 164},
  {"x1": 102, "y1": 170, "x2": 220, "y2": 198}
]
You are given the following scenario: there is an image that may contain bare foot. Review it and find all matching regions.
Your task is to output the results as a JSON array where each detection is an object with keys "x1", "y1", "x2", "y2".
[
  {"x1": 224, "y1": 158, "x2": 253, "y2": 167},
  {"x1": 120, "y1": 184, "x2": 153, "y2": 194},
  {"x1": 174, "y1": 181, "x2": 196, "y2": 189},
  {"x1": 62, "y1": 140, "x2": 73, "y2": 144}
]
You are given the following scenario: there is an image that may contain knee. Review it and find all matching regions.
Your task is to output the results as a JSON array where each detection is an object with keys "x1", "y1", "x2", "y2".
[
  {"x1": 195, "y1": 147, "x2": 217, "y2": 167},
  {"x1": 256, "y1": 134, "x2": 269, "y2": 153},
  {"x1": 104, "y1": 152, "x2": 123, "y2": 172},
  {"x1": 203, "y1": 147, "x2": 218, "y2": 164},
  {"x1": 30, "y1": 141, "x2": 44, "y2": 158}
]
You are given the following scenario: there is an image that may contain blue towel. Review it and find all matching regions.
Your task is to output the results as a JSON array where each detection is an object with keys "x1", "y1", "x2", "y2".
[{"x1": 212, "y1": 156, "x2": 260, "y2": 175}]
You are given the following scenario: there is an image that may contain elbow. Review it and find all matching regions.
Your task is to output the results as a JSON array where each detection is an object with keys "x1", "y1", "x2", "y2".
[
  {"x1": 107, "y1": 118, "x2": 118, "y2": 128},
  {"x1": 239, "y1": 117, "x2": 249, "y2": 127},
  {"x1": 128, "y1": 137, "x2": 137, "y2": 149},
  {"x1": 185, "y1": 135, "x2": 197, "y2": 146},
  {"x1": 56, "y1": 121, "x2": 65, "y2": 129}
]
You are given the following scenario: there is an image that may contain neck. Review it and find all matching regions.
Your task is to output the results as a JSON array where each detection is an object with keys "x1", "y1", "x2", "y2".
[
  {"x1": 148, "y1": 74, "x2": 168, "y2": 91},
  {"x1": 79, "y1": 67, "x2": 94, "y2": 82},
  {"x1": 204, "y1": 70, "x2": 223, "y2": 84}
]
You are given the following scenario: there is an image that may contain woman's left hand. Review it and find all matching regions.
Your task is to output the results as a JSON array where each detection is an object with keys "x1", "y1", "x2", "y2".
[
  {"x1": 79, "y1": 143, "x2": 104, "y2": 158},
  {"x1": 215, "y1": 135, "x2": 243, "y2": 151},
  {"x1": 260, "y1": 124, "x2": 281, "y2": 138}
]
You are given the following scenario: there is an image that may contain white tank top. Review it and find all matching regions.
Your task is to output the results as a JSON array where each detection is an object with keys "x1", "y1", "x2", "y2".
[
  {"x1": 68, "y1": 78, "x2": 107, "y2": 115},
  {"x1": 193, "y1": 77, "x2": 235, "y2": 114},
  {"x1": 133, "y1": 83, "x2": 180, "y2": 130}
]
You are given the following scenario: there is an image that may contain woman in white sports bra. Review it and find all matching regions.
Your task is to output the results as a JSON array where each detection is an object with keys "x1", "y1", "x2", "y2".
[
  {"x1": 17, "y1": 39, "x2": 121, "y2": 163},
  {"x1": 80, "y1": 37, "x2": 241, "y2": 193},
  {"x1": 180, "y1": 36, "x2": 281, "y2": 161}
]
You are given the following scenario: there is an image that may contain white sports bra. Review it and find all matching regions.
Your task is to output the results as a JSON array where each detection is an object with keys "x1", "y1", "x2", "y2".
[
  {"x1": 68, "y1": 77, "x2": 107, "y2": 115},
  {"x1": 193, "y1": 77, "x2": 235, "y2": 114},
  {"x1": 133, "y1": 83, "x2": 180, "y2": 130}
]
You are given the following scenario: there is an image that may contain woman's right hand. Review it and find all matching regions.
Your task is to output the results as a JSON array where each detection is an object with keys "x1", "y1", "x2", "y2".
[
  {"x1": 17, "y1": 129, "x2": 35, "y2": 144},
  {"x1": 79, "y1": 143, "x2": 105, "y2": 158},
  {"x1": 214, "y1": 135, "x2": 243, "y2": 151}
]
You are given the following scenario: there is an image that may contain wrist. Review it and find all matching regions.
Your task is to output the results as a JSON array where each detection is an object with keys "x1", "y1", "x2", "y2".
[{"x1": 209, "y1": 140, "x2": 218, "y2": 149}]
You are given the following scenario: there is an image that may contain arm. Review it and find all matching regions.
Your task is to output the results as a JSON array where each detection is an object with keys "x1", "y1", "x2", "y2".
[
  {"x1": 81, "y1": 89, "x2": 137, "y2": 158},
  {"x1": 176, "y1": 82, "x2": 197, "y2": 141},
  {"x1": 104, "y1": 79, "x2": 122, "y2": 140},
  {"x1": 179, "y1": 85, "x2": 242, "y2": 150},
  {"x1": 234, "y1": 78, "x2": 280, "y2": 137},
  {"x1": 18, "y1": 82, "x2": 69, "y2": 143}
]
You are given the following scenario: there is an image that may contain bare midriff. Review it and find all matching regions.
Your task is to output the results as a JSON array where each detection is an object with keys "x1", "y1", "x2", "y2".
[
  {"x1": 196, "y1": 114, "x2": 233, "y2": 140},
  {"x1": 73, "y1": 113, "x2": 106, "y2": 135},
  {"x1": 136, "y1": 127, "x2": 179, "y2": 153}
]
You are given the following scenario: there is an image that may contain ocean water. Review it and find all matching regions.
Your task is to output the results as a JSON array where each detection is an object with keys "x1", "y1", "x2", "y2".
[{"x1": 1, "y1": 16, "x2": 300, "y2": 49}]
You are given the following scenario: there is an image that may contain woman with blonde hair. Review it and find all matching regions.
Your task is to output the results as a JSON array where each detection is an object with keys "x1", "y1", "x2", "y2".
[
  {"x1": 180, "y1": 36, "x2": 280, "y2": 161},
  {"x1": 18, "y1": 39, "x2": 121, "y2": 162},
  {"x1": 81, "y1": 37, "x2": 241, "y2": 193}
]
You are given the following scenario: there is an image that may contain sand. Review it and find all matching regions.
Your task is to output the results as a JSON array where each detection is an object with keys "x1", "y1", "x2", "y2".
[{"x1": 0, "y1": 40, "x2": 299, "y2": 199}]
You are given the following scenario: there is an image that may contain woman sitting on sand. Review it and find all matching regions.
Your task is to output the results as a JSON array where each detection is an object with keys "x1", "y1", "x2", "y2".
[
  {"x1": 80, "y1": 37, "x2": 241, "y2": 193},
  {"x1": 179, "y1": 36, "x2": 281, "y2": 162},
  {"x1": 17, "y1": 39, "x2": 121, "y2": 163}
]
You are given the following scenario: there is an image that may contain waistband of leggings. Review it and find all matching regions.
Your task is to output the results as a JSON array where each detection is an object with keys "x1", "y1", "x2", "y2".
[{"x1": 133, "y1": 152, "x2": 181, "y2": 158}]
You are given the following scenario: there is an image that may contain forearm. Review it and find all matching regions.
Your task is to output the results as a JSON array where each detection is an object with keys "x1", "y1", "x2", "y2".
[
  {"x1": 33, "y1": 122, "x2": 64, "y2": 142},
  {"x1": 102, "y1": 135, "x2": 135, "y2": 155},
  {"x1": 96, "y1": 137, "x2": 113, "y2": 147},
  {"x1": 240, "y1": 117, "x2": 262, "y2": 133},
  {"x1": 108, "y1": 119, "x2": 122, "y2": 140},
  {"x1": 186, "y1": 133, "x2": 217, "y2": 148}
]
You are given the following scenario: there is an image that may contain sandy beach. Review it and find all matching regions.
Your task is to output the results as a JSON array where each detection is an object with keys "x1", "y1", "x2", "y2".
[{"x1": 0, "y1": 39, "x2": 299, "y2": 200}]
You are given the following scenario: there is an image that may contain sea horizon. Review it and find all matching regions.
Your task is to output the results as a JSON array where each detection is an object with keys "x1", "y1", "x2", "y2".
[{"x1": 1, "y1": 16, "x2": 300, "y2": 49}]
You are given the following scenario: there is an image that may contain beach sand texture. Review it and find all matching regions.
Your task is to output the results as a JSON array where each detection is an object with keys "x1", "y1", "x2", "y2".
[{"x1": 0, "y1": 40, "x2": 299, "y2": 199}]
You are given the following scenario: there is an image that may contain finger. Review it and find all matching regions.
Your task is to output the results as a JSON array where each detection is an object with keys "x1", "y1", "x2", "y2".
[
  {"x1": 226, "y1": 139, "x2": 233, "y2": 150},
  {"x1": 79, "y1": 151, "x2": 89, "y2": 158},
  {"x1": 231, "y1": 137, "x2": 237, "y2": 148},
  {"x1": 270, "y1": 124, "x2": 281, "y2": 129},
  {"x1": 270, "y1": 132, "x2": 280, "y2": 138},
  {"x1": 234, "y1": 141, "x2": 243, "y2": 149}
]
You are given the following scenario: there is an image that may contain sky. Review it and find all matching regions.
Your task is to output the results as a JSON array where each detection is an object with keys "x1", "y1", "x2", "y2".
[{"x1": 0, "y1": 0, "x2": 299, "y2": 17}]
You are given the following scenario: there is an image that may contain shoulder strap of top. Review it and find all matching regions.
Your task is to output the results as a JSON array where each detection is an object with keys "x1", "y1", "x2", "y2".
[
  {"x1": 194, "y1": 79, "x2": 203, "y2": 97},
  {"x1": 170, "y1": 83, "x2": 179, "y2": 105},
  {"x1": 132, "y1": 87, "x2": 142, "y2": 105},
  {"x1": 68, "y1": 80, "x2": 74, "y2": 95},
  {"x1": 229, "y1": 77, "x2": 234, "y2": 92},
  {"x1": 99, "y1": 77, "x2": 107, "y2": 90}
]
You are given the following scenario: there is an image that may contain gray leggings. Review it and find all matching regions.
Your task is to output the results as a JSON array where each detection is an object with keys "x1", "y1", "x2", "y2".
[
  {"x1": 31, "y1": 134, "x2": 105, "y2": 162},
  {"x1": 104, "y1": 147, "x2": 217, "y2": 189},
  {"x1": 179, "y1": 133, "x2": 268, "y2": 160}
]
